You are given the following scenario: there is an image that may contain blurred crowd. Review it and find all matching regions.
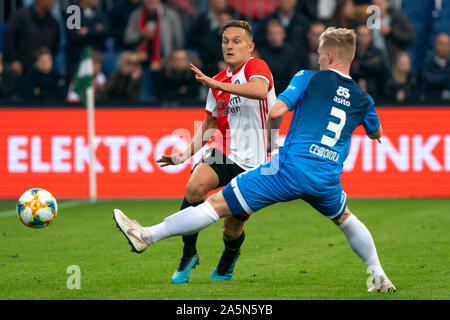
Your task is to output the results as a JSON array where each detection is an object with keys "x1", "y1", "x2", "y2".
[{"x1": 0, "y1": 0, "x2": 449, "y2": 106}]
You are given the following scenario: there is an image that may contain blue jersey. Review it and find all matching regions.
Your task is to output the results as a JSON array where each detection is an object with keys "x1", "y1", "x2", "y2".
[
  {"x1": 277, "y1": 69, "x2": 380, "y2": 188},
  {"x1": 222, "y1": 69, "x2": 381, "y2": 219}
]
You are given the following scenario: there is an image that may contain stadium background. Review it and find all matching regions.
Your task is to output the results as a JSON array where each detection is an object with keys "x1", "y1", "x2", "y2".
[
  {"x1": 0, "y1": 0, "x2": 449, "y2": 199},
  {"x1": 0, "y1": 0, "x2": 449, "y2": 302}
]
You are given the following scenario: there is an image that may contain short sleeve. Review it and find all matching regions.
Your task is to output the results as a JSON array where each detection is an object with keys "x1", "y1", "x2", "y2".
[
  {"x1": 244, "y1": 57, "x2": 273, "y2": 90},
  {"x1": 205, "y1": 89, "x2": 217, "y2": 117},
  {"x1": 362, "y1": 94, "x2": 380, "y2": 135},
  {"x1": 278, "y1": 70, "x2": 318, "y2": 111}
]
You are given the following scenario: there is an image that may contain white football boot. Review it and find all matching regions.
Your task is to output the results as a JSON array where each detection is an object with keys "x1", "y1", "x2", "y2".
[
  {"x1": 367, "y1": 273, "x2": 397, "y2": 293},
  {"x1": 113, "y1": 209, "x2": 152, "y2": 253}
]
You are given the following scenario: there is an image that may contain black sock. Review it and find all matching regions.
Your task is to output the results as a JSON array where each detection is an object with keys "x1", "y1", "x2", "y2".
[
  {"x1": 180, "y1": 197, "x2": 204, "y2": 257},
  {"x1": 217, "y1": 230, "x2": 245, "y2": 274},
  {"x1": 224, "y1": 230, "x2": 245, "y2": 250}
]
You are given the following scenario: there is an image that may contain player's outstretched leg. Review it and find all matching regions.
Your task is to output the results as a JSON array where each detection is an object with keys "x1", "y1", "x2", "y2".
[
  {"x1": 334, "y1": 208, "x2": 396, "y2": 293},
  {"x1": 113, "y1": 209, "x2": 152, "y2": 253},
  {"x1": 113, "y1": 197, "x2": 224, "y2": 255},
  {"x1": 171, "y1": 198, "x2": 203, "y2": 284},
  {"x1": 210, "y1": 217, "x2": 245, "y2": 281}
]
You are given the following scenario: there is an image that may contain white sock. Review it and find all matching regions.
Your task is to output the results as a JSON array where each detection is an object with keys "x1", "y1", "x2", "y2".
[
  {"x1": 142, "y1": 201, "x2": 220, "y2": 243},
  {"x1": 339, "y1": 214, "x2": 385, "y2": 276}
]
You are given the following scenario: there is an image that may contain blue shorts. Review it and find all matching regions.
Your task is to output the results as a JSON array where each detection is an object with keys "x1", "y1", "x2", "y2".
[{"x1": 222, "y1": 155, "x2": 347, "y2": 220}]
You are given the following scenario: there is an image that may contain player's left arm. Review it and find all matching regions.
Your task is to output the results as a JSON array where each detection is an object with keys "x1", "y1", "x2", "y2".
[
  {"x1": 363, "y1": 95, "x2": 383, "y2": 143},
  {"x1": 190, "y1": 64, "x2": 268, "y2": 100},
  {"x1": 266, "y1": 100, "x2": 289, "y2": 152}
]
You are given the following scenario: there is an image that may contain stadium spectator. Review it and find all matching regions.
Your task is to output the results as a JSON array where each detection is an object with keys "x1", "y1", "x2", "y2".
[
  {"x1": 65, "y1": 0, "x2": 109, "y2": 84},
  {"x1": 421, "y1": 33, "x2": 450, "y2": 102},
  {"x1": 255, "y1": 0, "x2": 309, "y2": 50},
  {"x1": 165, "y1": 0, "x2": 202, "y2": 30},
  {"x1": 385, "y1": 51, "x2": 418, "y2": 104},
  {"x1": 0, "y1": 52, "x2": 17, "y2": 100},
  {"x1": 227, "y1": 0, "x2": 279, "y2": 21},
  {"x1": 3, "y1": 0, "x2": 60, "y2": 76},
  {"x1": 258, "y1": 19, "x2": 299, "y2": 94},
  {"x1": 189, "y1": 8, "x2": 234, "y2": 76},
  {"x1": 108, "y1": 0, "x2": 142, "y2": 51},
  {"x1": 155, "y1": 49, "x2": 201, "y2": 103},
  {"x1": 19, "y1": 47, "x2": 65, "y2": 102},
  {"x1": 92, "y1": 50, "x2": 107, "y2": 97},
  {"x1": 298, "y1": 21, "x2": 326, "y2": 70},
  {"x1": 67, "y1": 50, "x2": 107, "y2": 103},
  {"x1": 329, "y1": 0, "x2": 358, "y2": 29},
  {"x1": 187, "y1": 0, "x2": 230, "y2": 51},
  {"x1": 370, "y1": 0, "x2": 415, "y2": 67},
  {"x1": 103, "y1": 51, "x2": 143, "y2": 100},
  {"x1": 299, "y1": 0, "x2": 337, "y2": 22},
  {"x1": 350, "y1": 24, "x2": 387, "y2": 98},
  {"x1": 124, "y1": 0, "x2": 183, "y2": 72}
]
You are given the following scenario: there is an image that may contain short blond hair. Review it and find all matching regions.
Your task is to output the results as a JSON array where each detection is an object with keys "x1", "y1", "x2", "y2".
[
  {"x1": 222, "y1": 20, "x2": 253, "y2": 40},
  {"x1": 319, "y1": 27, "x2": 356, "y2": 64}
]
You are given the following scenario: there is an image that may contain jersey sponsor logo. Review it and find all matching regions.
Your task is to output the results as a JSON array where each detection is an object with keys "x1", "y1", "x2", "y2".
[
  {"x1": 309, "y1": 143, "x2": 340, "y2": 162},
  {"x1": 337, "y1": 86, "x2": 350, "y2": 99},
  {"x1": 216, "y1": 96, "x2": 242, "y2": 117},
  {"x1": 333, "y1": 95, "x2": 351, "y2": 107}
]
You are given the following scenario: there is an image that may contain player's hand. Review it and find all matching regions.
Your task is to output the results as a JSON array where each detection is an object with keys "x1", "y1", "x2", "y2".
[
  {"x1": 190, "y1": 64, "x2": 219, "y2": 89},
  {"x1": 156, "y1": 152, "x2": 186, "y2": 167}
]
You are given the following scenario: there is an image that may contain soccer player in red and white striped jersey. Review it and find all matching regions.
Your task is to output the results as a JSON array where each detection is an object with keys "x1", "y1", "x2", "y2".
[{"x1": 157, "y1": 20, "x2": 276, "y2": 283}]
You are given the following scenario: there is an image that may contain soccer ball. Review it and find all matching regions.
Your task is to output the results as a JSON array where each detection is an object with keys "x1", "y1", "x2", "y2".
[{"x1": 16, "y1": 188, "x2": 58, "y2": 228}]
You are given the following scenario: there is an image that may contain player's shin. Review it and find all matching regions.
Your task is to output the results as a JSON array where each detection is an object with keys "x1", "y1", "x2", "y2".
[
  {"x1": 142, "y1": 201, "x2": 220, "y2": 244},
  {"x1": 338, "y1": 214, "x2": 385, "y2": 276},
  {"x1": 219, "y1": 230, "x2": 245, "y2": 271},
  {"x1": 180, "y1": 197, "x2": 204, "y2": 255}
]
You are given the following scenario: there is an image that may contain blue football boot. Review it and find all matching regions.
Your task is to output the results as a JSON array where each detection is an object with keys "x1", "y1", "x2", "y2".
[
  {"x1": 210, "y1": 249, "x2": 240, "y2": 281},
  {"x1": 171, "y1": 253, "x2": 199, "y2": 284}
]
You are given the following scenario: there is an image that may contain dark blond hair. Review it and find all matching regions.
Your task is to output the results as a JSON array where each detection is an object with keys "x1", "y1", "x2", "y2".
[
  {"x1": 319, "y1": 27, "x2": 356, "y2": 63},
  {"x1": 222, "y1": 20, "x2": 253, "y2": 40}
]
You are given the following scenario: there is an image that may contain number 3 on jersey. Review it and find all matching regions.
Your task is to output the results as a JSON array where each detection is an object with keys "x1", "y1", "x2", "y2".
[{"x1": 321, "y1": 107, "x2": 346, "y2": 147}]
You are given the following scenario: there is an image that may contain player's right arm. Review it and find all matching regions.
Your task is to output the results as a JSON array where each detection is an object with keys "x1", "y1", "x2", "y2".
[
  {"x1": 157, "y1": 114, "x2": 217, "y2": 167},
  {"x1": 157, "y1": 89, "x2": 218, "y2": 167}
]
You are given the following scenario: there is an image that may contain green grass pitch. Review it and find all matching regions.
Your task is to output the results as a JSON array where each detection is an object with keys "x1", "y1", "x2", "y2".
[{"x1": 0, "y1": 198, "x2": 449, "y2": 300}]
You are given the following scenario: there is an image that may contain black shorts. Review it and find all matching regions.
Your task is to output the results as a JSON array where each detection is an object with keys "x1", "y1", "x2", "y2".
[
  {"x1": 196, "y1": 148, "x2": 245, "y2": 187},
  {"x1": 194, "y1": 148, "x2": 249, "y2": 221}
]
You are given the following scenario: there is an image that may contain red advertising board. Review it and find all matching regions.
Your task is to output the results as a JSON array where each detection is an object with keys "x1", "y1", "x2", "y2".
[{"x1": 1, "y1": 107, "x2": 449, "y2": 198}]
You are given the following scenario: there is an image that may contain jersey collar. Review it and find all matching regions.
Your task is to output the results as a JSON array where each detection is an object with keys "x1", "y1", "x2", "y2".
[
  {"x1": 330, "y1": 68, "x2": 352, "y2": 79},
  {"x1": 226, "y1": 57, "x2": 253, "y2": 77}
]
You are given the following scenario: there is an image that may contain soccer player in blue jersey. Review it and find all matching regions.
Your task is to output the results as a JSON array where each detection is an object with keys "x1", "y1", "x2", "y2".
[{"x1": 113, "y1": 27, "x2": 396, "y2": 292}]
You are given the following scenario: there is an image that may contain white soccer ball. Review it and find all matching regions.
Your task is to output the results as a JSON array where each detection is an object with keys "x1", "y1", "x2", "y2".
[{"x1": 16, "y1": 188, "x2": 58, "y2": 228}]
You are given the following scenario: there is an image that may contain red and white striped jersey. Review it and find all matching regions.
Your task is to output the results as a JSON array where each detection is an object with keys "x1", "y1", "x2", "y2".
[{"x1": 205, "y1": 57, "x2": 276, "y2": 170}]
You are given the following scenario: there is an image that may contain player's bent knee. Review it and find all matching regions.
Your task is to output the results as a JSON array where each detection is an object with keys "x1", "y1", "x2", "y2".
[
  {"x1": 207, "y1": 192, "x2": 232, "y2": 218},
  {"x1": 333, "y1": 207, "x2": 352, "y2": 226},
  {"x1": 185, "y1": 183, "x2": 208, "y2": 203}
]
